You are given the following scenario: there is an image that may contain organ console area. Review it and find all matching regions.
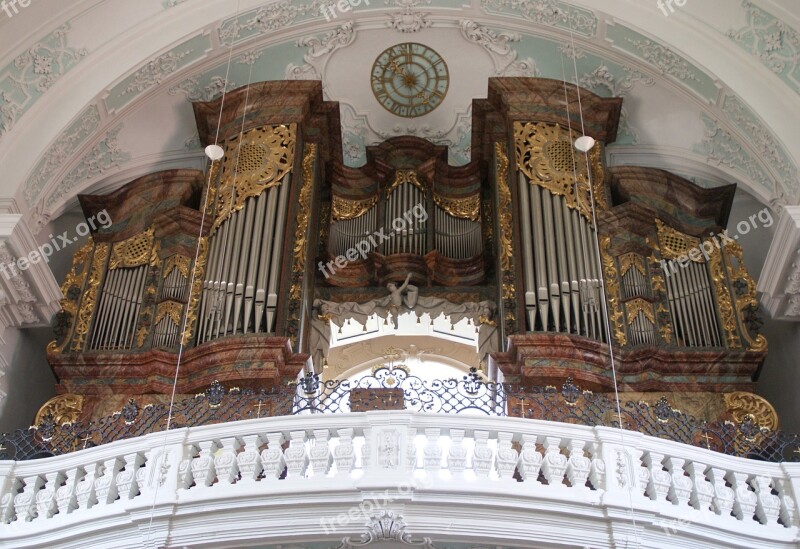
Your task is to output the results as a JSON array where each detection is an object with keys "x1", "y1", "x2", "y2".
[{"x1": 42, "y1": 78, "x2": 767, "y2": 423}]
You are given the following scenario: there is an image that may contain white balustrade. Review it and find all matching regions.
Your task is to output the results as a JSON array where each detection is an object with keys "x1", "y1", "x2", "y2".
[{"x1": 0, "y1": 412, "x2": 797, "y2": 548}]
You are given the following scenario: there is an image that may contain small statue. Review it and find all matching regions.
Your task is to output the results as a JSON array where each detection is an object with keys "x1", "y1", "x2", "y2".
[{"x1": 386, "y1": 273, "x2": 418, "y2": 309}]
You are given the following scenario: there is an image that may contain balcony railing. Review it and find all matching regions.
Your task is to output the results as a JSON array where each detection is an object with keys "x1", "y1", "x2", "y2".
[
  {"x1": 0, "y1": 412, "x2": 798, "y2": 548},
  {"x1": 2, "y1": 369, "x2": 799, "y2": 463}
]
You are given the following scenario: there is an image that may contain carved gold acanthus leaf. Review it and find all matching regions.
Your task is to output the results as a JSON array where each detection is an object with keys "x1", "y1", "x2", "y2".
[
  {"x1": 433, "y1": 193, "x2": 481, "y2": 222},
  {"x1": 292, "y1": 144, "x2": 317, "y2": 276},
  {"x1": 619, "y1": 252, "x2": 646, "y2": 277},
  {"x1": 156, "y1": 301, "x2": 185, "y2": 327},
  {"x1": 708, "y1": 243, "x2": 741, "y2": 349},
  {"x1": 495, "y1": 142, "x2": 513, "y2": 273},
  {"x1": 72, "y1": 243, "x2": 110, "y2": 351},
  {"x1": 163, "y1": 255, "x2": 190, "y2": 279},
  {"x1": 625, "y1": 298, "x2": 655, "y2": 325},
  {"x1": 331, "y1": 194, "x2": 378, "y2": 221},
  {"x1": 181, "y1": 237, "x2": 207, "y2": 346},
  {"x1": 109, "y1": 227, "x2": 155, "y2": 270},
  {"x1": 724, "y1": 392, "x2": 779, "y2": 431},
  {"x1": 656, "y1": 219, "x2": 703, "y2": 262},
  {"x1": 600, "y1": 235, "x2": 627, "y2": 346},
  {"x1": 514, "y1": 121, "x2": 605, "y2": 222},
  {"x1": 35, "y1": 394, "x2": 84, "y2": 427},
  {"x1": 724, "y1": 240, "x2": 768, "y2": 352},
  {"x1": 214, "y1": 124, "x2": 296, "y2": 233},
  {"x1": 387, "y1": 170, "x2": 426, "y2": 197},
  {"x1": 49, "y1": 239, "x2": 95, "y2": 354}
]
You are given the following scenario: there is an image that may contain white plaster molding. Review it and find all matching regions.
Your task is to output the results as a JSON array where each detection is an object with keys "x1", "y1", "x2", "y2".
[
  {"x1": 458, "y1": 20, "x2": 538, "y2": 77},
  {"x1": 0, "y1": 210, "x2": 62, "y2": 332},
  {"x1": 285, "y1": 22, "x2": 357, "y2": 81},
  {"x1": 757, "y1": 205, "x2": 800, "y2": 319}
]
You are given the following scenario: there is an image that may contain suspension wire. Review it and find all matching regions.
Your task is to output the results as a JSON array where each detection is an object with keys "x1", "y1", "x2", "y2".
[
  {"x1": 561, "y1": 16, "x2": 642, "y2": 547},
  {"x1": 143, "y1": 2, "x2": 244, "y2": 546}
]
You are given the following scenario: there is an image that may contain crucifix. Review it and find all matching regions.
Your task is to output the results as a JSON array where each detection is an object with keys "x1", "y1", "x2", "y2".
[
  {"x1": 519, "y1": 398, "x2": 526, "y2": 418},
  {"x1": 79, "y1": 434, "x2": 93, "y2": 450},
  {"x1": 253, "y1": 400, "x2": 267, "y2": 418},
  {"x1": 700, "y1": 432, "x2": 713, "y2": 450}
]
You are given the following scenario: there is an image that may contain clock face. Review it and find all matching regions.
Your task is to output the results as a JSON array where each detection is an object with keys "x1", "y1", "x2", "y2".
[{"x1": 371, "y1": 43, "x2": 449, "y2": 118}]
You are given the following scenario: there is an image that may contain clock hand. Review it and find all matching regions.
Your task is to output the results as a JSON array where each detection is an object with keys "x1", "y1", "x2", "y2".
[{"x1": 388, "y1": 59, "x2": 408, "y2": 78}]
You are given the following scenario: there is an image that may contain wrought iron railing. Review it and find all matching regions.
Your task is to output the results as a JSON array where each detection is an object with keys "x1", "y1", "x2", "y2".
[{"x1": 1, "y1": 368, "x2": 798, "y2": 463}]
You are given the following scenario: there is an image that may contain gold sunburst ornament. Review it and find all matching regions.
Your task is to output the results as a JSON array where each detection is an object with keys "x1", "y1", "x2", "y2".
[{"x1": 371, "y1": 43, "x2": 449, "y2": 118}]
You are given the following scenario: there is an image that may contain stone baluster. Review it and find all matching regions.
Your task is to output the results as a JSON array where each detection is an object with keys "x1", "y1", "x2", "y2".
[
  {"x1": 56, "y1": 467, "x2": 82, "y2": 515},
  {"x1": 708, "y1": 467, "x2": 734, "y2": 517},
  {"x1": 541, "y1": 437, "x2": 567, "y2": 486},
  {"x1": 588, "y1": 442, "x2": 605, "y2": 491},
  {"x1": 177, "y1": 445, "x2": 198, "y2": 490},
  {"x1": 447, "y1": 429, "x2": 468, "y2": 477},
  {"x1": 214, "y1": 437, "x2": 240, "y2": 484},
  {"x1": 566, "y1": 440, "x2": 591, "y2": 489},
  {"x1": 751, "y1": 475, "x2": 781, "y2": 525},
  {"x1": 665, "y1": 457, "x2": 692, "y2": 507},
  {"x1": 686, "y1": 461, "x2": 713, "y2": 512},
  {"x1": 0, "y1": 477, "x2": 20, "y2": 523},
  {"x1": 775, "y1": 477, "x2": 798, "y2": 527},
  {"x1": 284, "y1": 431, "x2": 309, "y2": 478},
  {"x1": 362, "y1": 428, "x2": 371, "y2": 469},
  {"x1": 727, "y1": 471, "x2": 757, "y2": 521},
  {"x1": 35, "y1": 471, "x2": 63, "y2": 519},
  {"x1": 496, "y1": 432, "x2": 519, "y2": 480},
  {"x1": 472, "y1": 430, "x2": 493, "y2": 478},
  {"x1": 310, "y1": 429, "x2": 332, "y2": 477},
  {"x1": 517, "y1": 434, "x2": 542, "y2": 483},
  {"x1": 191, "y1": 441, "x2": 217, "y2": 488},
  {"x1": 94, "y1": 458, "x2": 121, "y2": 505},
  {"x1": 644, "y1": 452, "x2": 670, "y2": 502},
  {"x1": 14, "y1": 475, "x2": 43, "y2": 522},
  {"x1": 237, "y1": 435, "x2": 263, "y2": 483},
  {"x1": 405, "y1": 427, "x2": 417, "y2": 472},
  {"x1": 423, "y1": 428, "x2": 442, "y2": 474},
  {"x1": 333, "y1": 428, "x2": 355, "y2": 476},
  {"x1": 75, "y1": 463, "x2": 99, "y2": 510},
  {"x1": 260, "y1": 433, "x2": 286, "y2": 480},
  {"x1": 116, "y1": 452, "x2": 144, "y2": 500}
]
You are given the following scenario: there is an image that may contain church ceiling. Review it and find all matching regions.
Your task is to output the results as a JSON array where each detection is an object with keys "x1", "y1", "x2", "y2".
[{"x1": 0, "y1": 0, "x2": 798, "y2": 230}]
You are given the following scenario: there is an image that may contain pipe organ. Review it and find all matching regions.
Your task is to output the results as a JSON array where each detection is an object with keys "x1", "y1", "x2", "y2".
[
  {"x1": 656, "y1": 220, "x2": 722, "y2": 348},
  {"x1": 196, "y1": 125, "x2": 295, "y2": 343},
  {"x1": 323, "y1": 141, "x2": 485, "y2": 288},
  {"x1": 513, "y1": 122, "x2": 606, "y2": 342},
  {"x1": 42, "y1": 78, "x2": 770, "y2": 422}
]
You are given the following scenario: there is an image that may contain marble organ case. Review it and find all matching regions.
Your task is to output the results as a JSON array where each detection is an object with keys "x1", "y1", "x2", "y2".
[{"x1": 42, "y1": 79, "x2": 769, "y2": 423}]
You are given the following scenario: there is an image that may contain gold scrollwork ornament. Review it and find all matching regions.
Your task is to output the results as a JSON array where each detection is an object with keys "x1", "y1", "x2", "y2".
[
  {"x1": 433, "y1": 193, "x2": 481, "y2": 222},
  {"x1": 724, "y1": 391, "x2": 779, "y2": 431},
  {"x1": 109, "y1": 227, "x2": 155, "y2": 270},
  {"x1": 72, "y1": 243, "x2": 110, "y2": 351},
  {"x1": 600, "y1": 236, "x2": 627, "y2": 346},
  {"x1": 514, "y1": 121, "x2": 606, "y2": 222},
  {"x1": 35, "y1": 394, "x2": 84, "y2": 427},
  {"x1": 331, "y1": 195, "x2": 378, "y2": 221}
]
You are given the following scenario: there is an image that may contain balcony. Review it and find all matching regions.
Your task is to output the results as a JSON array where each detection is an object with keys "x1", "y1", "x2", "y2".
[{"x1": 1, "y1": 401, "x2": 799, "y2": 547}]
